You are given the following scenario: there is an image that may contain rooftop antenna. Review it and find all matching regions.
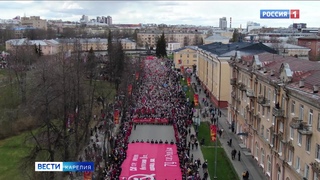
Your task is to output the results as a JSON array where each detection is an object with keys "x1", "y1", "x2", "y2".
[{"x1": 24, "y1": 12, "x2": 26, "y2": 17}]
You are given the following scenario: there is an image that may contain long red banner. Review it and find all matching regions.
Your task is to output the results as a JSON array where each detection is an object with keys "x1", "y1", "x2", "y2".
[
  {"x1": 194, "y1": 94, "x2": 199, "y2": 106},
  {"x1": 180, "y1": 66, "x2": 184, "y2": 74},
  {"x1": 120, "y1": 143, "x2": 182, "y2": 179},
  {"x1": 132, "y1": 118, "x2": 168, "y2": 124},
  {"x1": 187, "y1": 77, "x2": 191, "y2": 86},
  {"x1": 114, "y1": 109, "x2": 120, "y2": 124},
  {"x1": 210, "y1": 124, "x2": 217, "y2": 142}
]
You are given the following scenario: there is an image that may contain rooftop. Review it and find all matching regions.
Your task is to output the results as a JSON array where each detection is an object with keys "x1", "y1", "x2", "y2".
[{"x1": 198, "y1": 42, "x2": 277, "y2": 56}]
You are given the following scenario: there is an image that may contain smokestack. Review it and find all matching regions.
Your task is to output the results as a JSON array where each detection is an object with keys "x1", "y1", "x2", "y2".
[{"x1": 230, "y1": 17, "x2": 232, "y2": 28}]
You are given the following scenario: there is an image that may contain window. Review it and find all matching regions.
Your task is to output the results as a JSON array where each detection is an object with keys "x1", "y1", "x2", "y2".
[
  {"x1": 314, "y1": 172, "x2": 319, "y2": 180},
  {"x1": 298, "y1": 133, "x2": 302, "y2": 145},
  {"x1": 290, "y1": 127, "x2": 294, "y2": 140},
  {"x1": 279, "y1": 141, "x2": 283, "y2": 155},
  {"x1": 272, "y1": 116, "x2": 275, "y2": 126},
  {"x1": 296, "y1": 156, "x2": 300, "y2": 172},
  {"x1": 261, "y1": 149, "x2": 265, "y2": 167},
  {"x1": 259, "y1": 83, "x2": 262, "y2": 94},
  {"x1": 266, "y1": 129, "x2": 270, "y2": 141},
  {"x1": 304, "y1": 164, "x2": 309, "y2": 179},
  {"x1": 180, "y1": 54, "x2": 182, "y2": 58},
  {"x1": 268, "y1": 89, "x2": 271, "y2": 100},
  {"x1": 299, "y1": 104, "x2": 304, "y2": 120},
  {"x1": 316, "y1": 144, "x2": 320, "y2": 160},
  {"x1": 267, "y1": 156, "x2": 271, "y2": 173},
  {"x1": 279, "y1": 121, "x2": 283, "y2": 132},
  {"x1": 267, "y1": 108, "x2": 270, "y2": 120},
  {"x1": 193, "y1": 54, "x2": 197, "y2": 58},
  {"x1": 261, "y1": 125, "x2": 264, "y2": 136},
  {"x1": 306, "y1": 136, "x2": 311, "y2": 152},
  {"x1": 318, "y1": 113, "x2": 320, "y2": 131},
  {"x1": 291, "y1": 100, "x2": 295, "y2": 114},
  {"x1": 288, "y1": 149, "x2": 293, "y2": 165},
  {"x1": 273, "y1": 90, "x2": 276, "y2": 103},
  {"x1": 187, "y1": 60, "x2": 189, "y2": 64},
  {"x1": 187, "y1": 54, "x2": 189, "y2": 58},
  {"x1": 256, "y1": 142, "x2": 259, "y2": 159},
  {"x1": 262, "y1": 106, "x2": 265, "y2": 116},
  {"x1": 308, "y1": 109, "x2": 313, "y2": 125}
]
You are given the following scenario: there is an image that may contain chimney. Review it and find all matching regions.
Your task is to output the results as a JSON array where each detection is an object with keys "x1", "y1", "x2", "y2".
[
  {"x1": 270, "y1": 70, "x2": 275, "y2": 76},
  {"x1": 299, "y1": 80, "x2": 304, "y2": 88},
  {"x1": 313, "y1": 85, "x2": 319, "y2": 93},
  {"x1": 263, "y1": 67, "x2": 267, "y2": 73}
]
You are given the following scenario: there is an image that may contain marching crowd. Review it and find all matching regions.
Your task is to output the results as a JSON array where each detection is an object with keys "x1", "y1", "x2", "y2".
[{"x1": 78, "y1": 56, "x2": 210, "y2": 180}]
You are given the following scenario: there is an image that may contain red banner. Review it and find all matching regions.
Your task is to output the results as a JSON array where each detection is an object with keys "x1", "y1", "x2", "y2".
[
  {"x1": 114, "y1": 109, "x2": 120, "y2": 124},
  {"x1": 132, "y1": 118, "x2": 169, "y2": 124},
  {"x1": 120, "y1": 143, "x2": 182, "y2": 179},
  {"x1": 187, "y1": 77, "x2": 191, "y2": 86},
  {"x1": 194, "y1": 94, "x2": 199, "y2": 106},
  {"x1": 210, "y1": 125, "x2": 217, "y2": 142},
  {"x1": 135, "y1": 72, "x2": 139, "y2": 80},
  {"x1": 83, "y1": 172, "x2": 92, "y2": 180},
  {"x1": 128, "y1": 84, "x2": 133, "y2": 95},
  {"x1": 180, "y1": 66, "x2": 184, "y2": 74}
]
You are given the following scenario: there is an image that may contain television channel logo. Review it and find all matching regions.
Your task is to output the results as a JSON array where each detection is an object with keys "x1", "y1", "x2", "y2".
[
  {"x1": 260, "y1": 9, "x2": 299, "y2": 19},
  {"x1": 35, "y1": 162, "x2": 94, "y2": 172}
]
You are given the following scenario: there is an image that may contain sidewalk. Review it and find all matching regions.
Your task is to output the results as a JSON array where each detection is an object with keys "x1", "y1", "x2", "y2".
[{"x1": 191, "y1": 74, "x2": 266, "y2": 180}]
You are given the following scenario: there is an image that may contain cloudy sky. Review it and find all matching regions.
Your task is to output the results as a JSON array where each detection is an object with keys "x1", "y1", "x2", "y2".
[{"x1": 0, "y1": 1, "x2": 319, "y2": 28}]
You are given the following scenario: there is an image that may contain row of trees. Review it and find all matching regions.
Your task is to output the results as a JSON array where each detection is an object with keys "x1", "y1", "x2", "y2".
[{"x1": 3, "y1": 30, "x2": 127, "y2": 179}]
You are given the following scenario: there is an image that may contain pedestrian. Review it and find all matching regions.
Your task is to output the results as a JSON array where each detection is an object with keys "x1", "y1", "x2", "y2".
[
  {"x1": 218, "y1": 129, "x2": 222, "y2": 138},
  {"x1": 203, "y1": 171, "x2": 208, "y2": 180},
  {"x1": 245, "y1": 171, "x2": 249, "y2": 180},
  {"x1": 238, "y1": 150, "x2": 241, "y2": 161},
  {"x1": 195, "y1": 139, "x2": 198, "y2": 150},
  {"x1": 197, "y1": 158, "x2": 201, "y2": 168},
  {"x1": 134, "y1": 124, "x2": 137, "y2": 130},
  {"x1": 220, "y1": 128, "x2": 224, "y2": 138},
  {"x1": 202, "y1": 160, "x2": 208, "y2": 173},
  {"x1": 191, "y1": 141, "x2": 195, "y2": 150}
]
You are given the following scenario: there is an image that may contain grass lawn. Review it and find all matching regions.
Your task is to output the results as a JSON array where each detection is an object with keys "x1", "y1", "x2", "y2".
[
  {"x1": 180, "y1": 77, "x2": 195, "y2": 103},
  {"x1": 0, "y1": 132, "x2": 32, "y2": 180},
  {"x1": 198, "y1": 122, "x2": 239, "y2": 180}
]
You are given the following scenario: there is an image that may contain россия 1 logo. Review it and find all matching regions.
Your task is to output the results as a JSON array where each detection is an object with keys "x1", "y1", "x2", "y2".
[{"x1": 260, "y1": 9, "x2": 299, "y2": 19}]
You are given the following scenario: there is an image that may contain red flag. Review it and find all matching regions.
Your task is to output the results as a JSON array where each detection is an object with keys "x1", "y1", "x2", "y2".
[
  {"x1": 194, "y1": 94, "x2": 199, "y2": 106},
  {"x1": 210, "y1": 125, "x2": 217, "y2": 142},
  {"x1": 181, "y1": 66, "x2": 184, "y2": 74},
  {"x1": 114, "y1": 109, "x2": 120, "y2": 124},
  {"x1": 128, "y1": 84, "x2": 133, "y2": 95},
  {"x1": 135, "y1": 72, "x2": 139, "y2": 80},
  {"x1": 83, "y1": 171, "x2": 92, "y2": 180},
  {"x1": 178, "y1": 59, "x2": 182, "y2": 64},
  {"x1": 187, "y1": 77, "x2": 191, "y2": 86}
]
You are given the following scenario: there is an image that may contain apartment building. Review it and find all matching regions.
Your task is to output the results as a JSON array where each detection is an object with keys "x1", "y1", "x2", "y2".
[
  {"x1": 21, "y1": 16, "x2": 47, "y2": 30},
  {"x1": 197, "y1": 42, "x2": 276, "y2": 108},
  {"x1": 264, "y1": 43, "x2": 311, "y2": 60},
  {"x1": 6, "y1": 38, "x2": 136, "y2": 55},
  {"x1": 173, "y1": 46, "x2": 197, "y2": 70},
  {"x1": 5, "y1": 38, "x2": 60, "y2": 55},
  {"x1": 137, "y1": 31, "x2": 205, "y2": 48},
  {"x1": 228, "y1": 52, "x2": 320, "y2": 180},
  {"x1": 298, "y1": 36, "x2": 320, "y2": 61}
]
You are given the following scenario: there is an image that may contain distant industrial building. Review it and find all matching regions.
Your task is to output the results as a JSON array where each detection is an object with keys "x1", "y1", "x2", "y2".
[
  {"x1": 21, "y1": 16, "x2": 47, "y2": 30},
  {"x1": 219, "y1": 17, "x2": 227, "y2": 30}
]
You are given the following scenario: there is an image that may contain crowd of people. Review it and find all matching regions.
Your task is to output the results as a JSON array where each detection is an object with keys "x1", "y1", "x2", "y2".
[{"x1": 77, "y1": 56, "x2": 209, "y2": 180}]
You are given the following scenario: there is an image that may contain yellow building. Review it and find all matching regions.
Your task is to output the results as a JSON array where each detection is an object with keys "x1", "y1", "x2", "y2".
[
  {"x1": 137, "y1": 31, "x2": 205, "y2": 48},
  {"x1": 229, "y1": 52, "x2": 320, "y2": 180},
  {"x1": 173, "y1": 46, "x2": 197, "y2": 70},
  {"x1": 21, "y1": 16, "x2": 47, "y2": 30},
  {"x1": 197, "y1": 42, "x2": 277, "y2": 108}
]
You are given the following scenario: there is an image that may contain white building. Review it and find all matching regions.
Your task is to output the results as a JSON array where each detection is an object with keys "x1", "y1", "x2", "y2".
[
  {"x1": 167, "y1": 42, "x2": 181, "y2": 52},
  {"x1": 219, "y1": 17, "x2": 227, "y2": 30},
  {"x1": 204, "y1": 34, "x2": 230, "y2": 44},
  {"x1": 247, "y1": 21, "x2": 261, "y2": 32}
]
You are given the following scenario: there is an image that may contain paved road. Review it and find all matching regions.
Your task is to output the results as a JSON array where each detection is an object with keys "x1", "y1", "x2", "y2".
[
  {"x1": 129, "y1": 124, "x2": 176, "y2": 143},
  {"x1": 192, "y1": 74, "x2": 266, "y2": 180}
]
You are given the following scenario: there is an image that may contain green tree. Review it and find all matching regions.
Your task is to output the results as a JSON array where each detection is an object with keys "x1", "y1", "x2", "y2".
[
  {"x1": 230, "y1": 29, "x2": 240, "y2": 42},
  {"x1": 156, "y1": 32, "x2": 167, "y2": 58}
]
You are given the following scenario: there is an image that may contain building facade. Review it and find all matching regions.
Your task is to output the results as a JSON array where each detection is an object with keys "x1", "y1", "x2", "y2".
[
  {"x1": 137, "y1": 31, "x2": 205, "y2": 48},
  {"x1": 21, "y1": 16, "x2": 47, "y2": 30},
  {"x1": 264, "y1": 43, "x2": 311, "y2": 60},
  {"x1": 196, "y1": 42, "x2": 277, "y2": 108},
  {"x1": 173, "y1": 46, "x2": 197, "y2": 70},
  {"x1": 219, "y1": 17, "x2": 227, "y2": 30},
  {"x1": 298, "y1": 36, "x2": 320, "y2": 61},
  {"x1": 228, "y1": 52, "x2": 320, "y2": 180}
]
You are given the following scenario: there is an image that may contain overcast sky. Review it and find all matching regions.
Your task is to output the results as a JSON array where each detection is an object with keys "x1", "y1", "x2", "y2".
[{"x1": 0, "y1": 1, "x2": 319, "y2": 28}]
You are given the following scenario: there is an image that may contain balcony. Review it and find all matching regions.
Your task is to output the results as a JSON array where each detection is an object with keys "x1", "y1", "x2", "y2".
[
  {"x1": 290, "y1": 117, "x2": 301, "y2": 129},
  {"x1": 298, "y1": 122, "x2": 313, "y2": 135},
  {"x1": 231, "y1": 91, "x2": 236, "y2": 99},
  {"x1": 238, "y1": 82, "x2": 246, "y2": 91},
  {"x1": 230, "y1": 78, "x2": 237, "y2": 86},
  {"x1": 246, "y1": 89, "x2": 255, "y2": 98},
  {"x1": 272, "y1": 107, "x2": 284, "y2": 117},
  {"x1": 257, "y1": 95, "x2": 270, "y2": 107}
]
